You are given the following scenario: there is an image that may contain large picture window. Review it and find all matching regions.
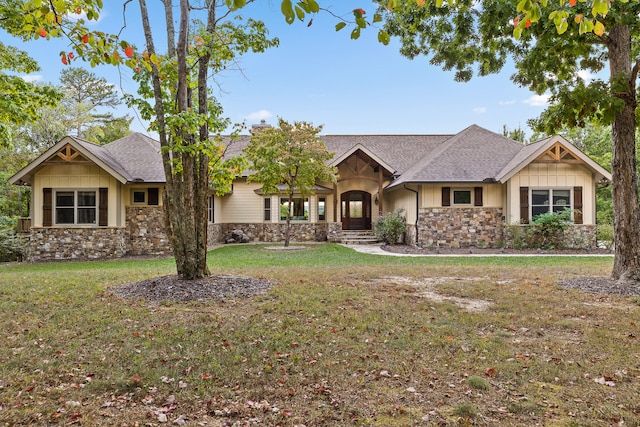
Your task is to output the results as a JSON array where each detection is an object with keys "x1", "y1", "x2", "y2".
[
  {"x1": 280, "y1": 197, "x2": 309, "y2": 221},
  {"x1": 531, "y1": 189, "x2": 571, "y2": 218},
  {"x1": 55, "y1": 190, "x2": 97, "y2": 225}
]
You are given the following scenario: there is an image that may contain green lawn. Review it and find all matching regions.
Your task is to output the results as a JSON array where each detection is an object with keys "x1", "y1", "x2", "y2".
[{"x1": 1, "y1": 244, "x2": 637, "y2": 426}]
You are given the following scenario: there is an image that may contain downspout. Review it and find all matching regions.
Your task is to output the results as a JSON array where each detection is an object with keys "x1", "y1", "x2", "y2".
[{"x1": 404, "y1": 184, "x2": 419, "y2": 246}]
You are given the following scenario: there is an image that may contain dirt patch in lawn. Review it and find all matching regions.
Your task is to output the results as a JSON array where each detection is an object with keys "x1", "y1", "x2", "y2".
[{"x1": 369, "y1": 275, "x2": 494, "y2": 312}]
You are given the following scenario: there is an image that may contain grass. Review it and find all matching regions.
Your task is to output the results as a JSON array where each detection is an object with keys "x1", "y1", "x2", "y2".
[{"x1": 0, "y1": 243, "x2": 637, "y2": 426}]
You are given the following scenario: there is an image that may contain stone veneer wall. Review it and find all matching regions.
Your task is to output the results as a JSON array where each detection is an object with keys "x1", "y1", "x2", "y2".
[
  {"x1": 27, "y1": 227, "x2": 127, "y2": 261},
  {"x1": 415, "y1": 207, "x2": 504, "y2": 248},
  {"x1": 125, "y1": 206, "x2": 172, "y2": 256},
  {"x1": 209, "y1": 223, "x2": 336, "y2": 244},
  {"x1": 504, "y1": 224, "x2": 597, "y2": 249}
]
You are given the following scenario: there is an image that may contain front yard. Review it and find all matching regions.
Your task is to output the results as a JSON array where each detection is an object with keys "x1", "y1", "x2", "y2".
[{"x1": 0, "y1": 244, "x2": 637, "y2": 426}]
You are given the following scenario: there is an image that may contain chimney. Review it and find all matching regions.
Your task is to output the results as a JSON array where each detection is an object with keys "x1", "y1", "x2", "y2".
[{"x1": 251, "y1": 119, "x2": 272, "y2": 133}]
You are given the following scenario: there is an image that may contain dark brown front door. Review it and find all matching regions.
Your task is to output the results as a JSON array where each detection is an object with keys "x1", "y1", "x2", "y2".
[{"x1": 341, "y1": 191, "x2": 371, "y2": 230}]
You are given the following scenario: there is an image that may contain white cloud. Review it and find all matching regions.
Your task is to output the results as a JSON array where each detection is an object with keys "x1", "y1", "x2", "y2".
[
  {"x1": 66, "y1": 9, "x2": 106, "y2": 24},
  {"x1": 576, "y1": 69, "x2": 594, "y2": 82},
  {"x1": 498, "y1": 100, "x2": 516, "y2": 105},
  {"x1": 21, "y1": 75, "x2": 42, "y2": 83},
  {"x1": 523, "y1": 94, "x2": 550, "y2": 107},
  {"x1": 245, "y1": 110, "x2": 273, "y2": 123},
  {"x1": 473, "y1": 107, "x2": 487, "y2": 114}
]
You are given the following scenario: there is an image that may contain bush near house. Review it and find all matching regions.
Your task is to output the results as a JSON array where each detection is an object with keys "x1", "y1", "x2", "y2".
[
  {"x1": 506, "y1": 210, "x2": 576, "y2": 250},
  {"x1": 375, "y1": 209, "x2": 407, "y2": 245},
  {"x1": 0, "y1": 216, "x2": 28, "y2": 262}
]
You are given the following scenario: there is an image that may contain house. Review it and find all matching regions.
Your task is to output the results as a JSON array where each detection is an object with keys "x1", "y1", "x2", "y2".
[{"x1": 10, "y1": 124, "x2": 612, "y2": 261}]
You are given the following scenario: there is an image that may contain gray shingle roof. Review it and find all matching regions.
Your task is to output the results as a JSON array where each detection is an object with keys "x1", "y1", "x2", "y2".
[
  {"x1": 13, "y1": 126, "x2": 608, "y2": 188},
  {"x1": 102, "y1": 133, "x2": 165, "y2": 182},
  {"x1": 387, "y1": 125, "x2": 524, "y2": 188},
  {"x1": 71, "y1": 133, "x2": 165, "y2": 183}
]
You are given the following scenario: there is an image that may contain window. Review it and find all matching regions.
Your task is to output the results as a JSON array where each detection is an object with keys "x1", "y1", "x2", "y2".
[
  {"x1": 208, "y1": 196, "x2": 215, "y2": 223},
  {"x1": 264, "y1": 197, "x2": 271, "y2": 221},
  {"x1": 132, "y1": 188, "x2": 159, "y2": 206},
  {"x1": 55, "y1": 190, "x2": 97, "y2": 225},
  {"x1": 531, "y1": 189, "x2": 571, "y2": 218},
  {"x1": 133, "y1": 190, "x2": 146, "y2": 204},
  {"x1": 280, "y1": 197, "x2": 309, "y2": 221},
  {"x1": 318, "y1": 197, "x2": 326, "y2": 221},
  {"x1": 453, "y1": 190, "x2": 471, "y2": 205}
]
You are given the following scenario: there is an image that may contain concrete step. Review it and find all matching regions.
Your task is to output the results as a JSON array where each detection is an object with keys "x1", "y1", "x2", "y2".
[{"x1": 340, "y1": 230, "x2": 380, "y2": 245}]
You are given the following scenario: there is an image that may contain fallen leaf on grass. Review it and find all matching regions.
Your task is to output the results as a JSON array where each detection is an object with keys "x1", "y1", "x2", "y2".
[{"x1": 594, "y1": 376, "x2": 615, "y2": 387}]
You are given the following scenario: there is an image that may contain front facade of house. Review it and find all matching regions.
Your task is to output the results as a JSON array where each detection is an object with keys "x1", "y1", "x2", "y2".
[{"x1": 10, "y1": 125, "x2": 611, "y2": 261}]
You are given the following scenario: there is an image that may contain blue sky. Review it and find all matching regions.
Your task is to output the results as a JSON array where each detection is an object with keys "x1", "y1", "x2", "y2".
[{"x1": 2, "y1": 1, "x2": 551, "y2": 137}]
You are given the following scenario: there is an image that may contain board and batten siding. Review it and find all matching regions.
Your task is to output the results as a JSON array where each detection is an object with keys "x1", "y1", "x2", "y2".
[
  {"x1": 420, "y1": 183, "x2": 505, "y2": 208},
  {"x1": 32, "y1": 164, "x2": 121, "y2": 227},
  {"x1": 506, "y1": 163, "x2": 596, "y2": 225},
  {"x1": 386, "y1": 185, "x2": 418, "y2": 225}
]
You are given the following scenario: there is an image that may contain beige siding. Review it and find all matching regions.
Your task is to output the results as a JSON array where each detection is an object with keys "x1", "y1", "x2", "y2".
[
  {"x1": 33, "y1": 163, "x2": 121, "y2": 227},
  {"x1": 507, "y1": 162, "x2": 596, "y2": 224},
  {"x1": 419, "y1": 183, "x2": 505, "y2": 208},
  {"x1": 218, "y1": 179, "x2": 265, "y2": 223},
  {"x1": 386, "y1": 185, "x2": 418, "y2": 224}
]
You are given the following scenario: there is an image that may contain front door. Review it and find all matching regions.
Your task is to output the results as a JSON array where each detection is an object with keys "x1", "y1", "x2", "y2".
[{"x1": 341, "y1": 191, "x2": 371, "y2": 230}]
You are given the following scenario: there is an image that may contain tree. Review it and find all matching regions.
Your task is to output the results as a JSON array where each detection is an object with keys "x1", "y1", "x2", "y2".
[
  {"x1": 379, "y1": 0, "x2": 640, "y2": 284},
  {"x1": 59, "y1": 67, "x2": 123, "y2": 139},
  {"x1": 243, "y1": 119, "x2": 337, "y2": 247},
  {"x1": 0, "y1": 42, "x2": 61, "y2": 147},
  {"x1": 1, "y1": 0, "x2": 367, "y2": 279}
]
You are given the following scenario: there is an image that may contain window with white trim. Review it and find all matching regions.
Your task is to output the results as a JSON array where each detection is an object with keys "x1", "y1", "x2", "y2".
[
  {"x1": 208, "y1": 196, "x2": 215, "y2": 223},
  {"x1": 55, "y1": 190, "x2": 97, "y2": 225},
  {"x1": 531, "y1": 189, "x2": 571, "y2": 218},
  {"x1": 264, "y1": 197, "x2": 271, "y2": 221},
  {"x1": 318, "y1": 197, "x2": 326, "y2": 221}
]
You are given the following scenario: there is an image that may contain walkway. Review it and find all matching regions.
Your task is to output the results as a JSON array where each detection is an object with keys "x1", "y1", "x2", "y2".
[{"x1": 341, "y1": 244, "x2": 614, "y2": 257}]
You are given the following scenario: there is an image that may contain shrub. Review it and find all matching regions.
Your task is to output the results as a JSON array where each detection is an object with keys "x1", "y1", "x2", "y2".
[
  {"x1": 0, "y1": 216, "x2": 28, "y2": 262},
  {"x1": 528, "y1": 209, "x2": 573, "y2": 250},
  {"x1": 596, "y1": 223, "x2": 614, "y2": 249},
  {"x1": 374, "y1": 209, "x2": 407, "y2": 245}
]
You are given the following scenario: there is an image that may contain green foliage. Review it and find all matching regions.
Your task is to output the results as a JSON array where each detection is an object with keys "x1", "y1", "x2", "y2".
[
  {"x1": 0, "y1": 217, "x2": 27, "y2": 262},
  {"x1": 507, "y1": 210, "x2": 575, "y2": 250},
  {"x1": 374, "y1": 209, "x2": 407, "y2": 245},
  {"x1": 244, "y1": 118, "x2": 336, "y2": 246},
  {"x1": 468, "y1": 375, "x2": 489, "y2": 390},
  {"x1": 597, "y1": 223, "x2": 614, "y2": 249},
  {"x1": 0, "y1": 42, "x2": 62, "y2": 146},
  {"x1": 529, "y1": 209, "x2": 573, "y2": 250}
]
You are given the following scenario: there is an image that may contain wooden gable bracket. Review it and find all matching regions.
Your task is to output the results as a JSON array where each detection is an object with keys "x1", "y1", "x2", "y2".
[
  {"x1": 535, "y1": 142, "x2": 579, "y2": 163},
  {"x1": 56, "y1": 145, "x2": 80, "y2": 162},
  {"x1": 344, "y1": 155, "x2": 371, "y2": 177}
]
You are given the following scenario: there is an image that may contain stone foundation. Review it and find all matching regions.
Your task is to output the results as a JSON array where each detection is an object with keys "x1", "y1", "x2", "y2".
[
  {"x1": 125, "y1": 206, "x2": 172, "y2": 256},
  {"x1": 27, "y1": 227, "x2": 127, "y2": 261},
  {"x1": 504, "y1": 224, "x2": 597, "y2": 249},
  {"x1": 415, "y1": 207, "x2": 504, "y2": 248},
  {"x1": 213, "y1": 223, "x2": 333, "y2": 244}
]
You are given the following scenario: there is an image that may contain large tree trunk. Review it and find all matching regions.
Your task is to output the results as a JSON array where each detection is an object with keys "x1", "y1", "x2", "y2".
[
  {"x1": 608, "y1": 24, "x2": 640, "y2": 282},
  {"x1": 139, "y1": 0, "x2": 210, "y2": 280}
]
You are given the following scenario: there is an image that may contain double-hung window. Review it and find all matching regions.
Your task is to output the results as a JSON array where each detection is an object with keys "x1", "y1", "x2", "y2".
[
  {"x1": 531, "y1": 189, "x2": 571, "y2": 218},
  {"x1": 55, "y1": 190, "x2": 97, "y2": 225}
]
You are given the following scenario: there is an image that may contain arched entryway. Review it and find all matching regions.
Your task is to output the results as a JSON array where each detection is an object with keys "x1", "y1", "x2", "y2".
[{"x1": 341, "y1": 191, "x2": 371, "y2": 230}]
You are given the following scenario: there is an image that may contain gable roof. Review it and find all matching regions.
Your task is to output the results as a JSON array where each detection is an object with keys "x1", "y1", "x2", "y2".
[
  {"x1": 386, "y1": 125, "x2": 524, "y2": 188},
  {"x1": 10, "y1": 132, "x2": 165, "y2": 185},
  {"x1": 496, "y1": 135, "x2": 611, "y2": 183},
  {"x1": 11, "y1": 126, "x2": 611, "y2": 189}
]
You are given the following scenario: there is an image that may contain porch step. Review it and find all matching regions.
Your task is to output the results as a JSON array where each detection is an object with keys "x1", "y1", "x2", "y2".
[{"x1": 340, "y1": 230, "x2": 380, "y2": 245}]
